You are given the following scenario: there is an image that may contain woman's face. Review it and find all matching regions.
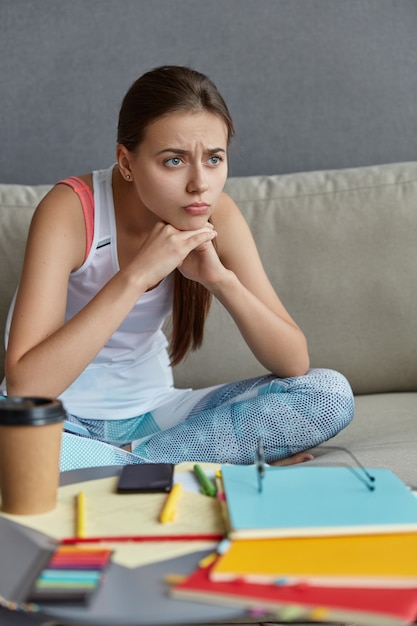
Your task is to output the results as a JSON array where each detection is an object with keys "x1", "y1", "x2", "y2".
[{"x1": 126, "y1": 110, "x2": 229, "y2": 230}]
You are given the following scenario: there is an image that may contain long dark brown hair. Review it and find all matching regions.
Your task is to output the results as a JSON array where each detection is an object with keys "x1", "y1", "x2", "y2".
[{"x1": 117, "y1": 66, "x2": 235, "y2": 365}]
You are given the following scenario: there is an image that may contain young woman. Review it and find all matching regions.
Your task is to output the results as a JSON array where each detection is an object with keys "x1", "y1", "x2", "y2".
[{"x1": 4, "y1": 66, "x2": 354, "y2": 471}]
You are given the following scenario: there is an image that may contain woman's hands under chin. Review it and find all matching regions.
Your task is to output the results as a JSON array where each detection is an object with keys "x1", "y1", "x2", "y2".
[
  {"x1": 177, "y1": 236, "x2": 230, "y2": 290},
  {"x1": 126, "y1": 220, "x2": 218, "y2": 291}
]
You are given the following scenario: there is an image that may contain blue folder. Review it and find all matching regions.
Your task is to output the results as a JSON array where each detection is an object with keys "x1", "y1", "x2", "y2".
[{"x1": 221, "y1": 465, "x2": 417, "y2": 539}]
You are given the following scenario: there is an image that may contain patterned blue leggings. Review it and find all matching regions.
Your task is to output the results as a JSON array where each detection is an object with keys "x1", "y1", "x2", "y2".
[{"x1": 61, "y1": 368, "x2": 354, "y2": 472}]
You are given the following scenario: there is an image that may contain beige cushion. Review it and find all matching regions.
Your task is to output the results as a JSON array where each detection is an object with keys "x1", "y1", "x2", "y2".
[
  {"x1": 0, "y1": 184, "x2": 50, "y2": 381},
  {"x1": 310, "y1": 392, "x2": 417, "y2": 486}
]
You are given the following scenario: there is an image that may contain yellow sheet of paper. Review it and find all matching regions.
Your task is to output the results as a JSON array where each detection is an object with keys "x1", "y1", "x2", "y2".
[{"x1": 0, "y1": 463, "x2": 225, "y2": 568}]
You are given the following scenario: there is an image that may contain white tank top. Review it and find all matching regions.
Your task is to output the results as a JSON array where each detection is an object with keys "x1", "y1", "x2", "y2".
[{"x1": 6, "y1": 165, "x2": 186, "y2": 420}]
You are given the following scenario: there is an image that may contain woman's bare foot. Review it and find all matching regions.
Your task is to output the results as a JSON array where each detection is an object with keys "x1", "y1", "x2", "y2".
[{"x1": 269, "y1": 451, "x2": 314, "y2": 466}]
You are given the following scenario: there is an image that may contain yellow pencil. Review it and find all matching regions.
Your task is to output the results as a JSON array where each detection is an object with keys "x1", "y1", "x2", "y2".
[
  {"x1": 159, "y1": 483, "x2": 182, "y2": 524},
  {"x1": 76, "y1": 491, "x2": 86, "y2": 538}
]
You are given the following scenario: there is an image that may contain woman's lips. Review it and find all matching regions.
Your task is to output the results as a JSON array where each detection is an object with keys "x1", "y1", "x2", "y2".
[{"x1": 183, "y1": 203, "x2": 210, "y2": 215}]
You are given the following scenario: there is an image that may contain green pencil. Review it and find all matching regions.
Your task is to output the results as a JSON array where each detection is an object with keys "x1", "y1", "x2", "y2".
[{"x1": 193, "y1": 464, "x2": 217, "y2": 497}]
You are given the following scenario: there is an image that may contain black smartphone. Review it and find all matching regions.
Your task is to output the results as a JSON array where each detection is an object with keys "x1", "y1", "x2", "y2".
[{"x1": 116, "y1": 463, "x2": 174, "y2": 493}]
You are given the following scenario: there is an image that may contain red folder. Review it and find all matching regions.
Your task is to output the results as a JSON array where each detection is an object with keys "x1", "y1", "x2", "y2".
[{"x1": 172, "y1": 561, "x2": 417, "y2": 625}]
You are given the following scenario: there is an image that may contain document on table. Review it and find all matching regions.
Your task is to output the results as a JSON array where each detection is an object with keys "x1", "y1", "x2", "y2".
[{"x1": 0, "y1": 463, "x2": 224, "y2": 568}]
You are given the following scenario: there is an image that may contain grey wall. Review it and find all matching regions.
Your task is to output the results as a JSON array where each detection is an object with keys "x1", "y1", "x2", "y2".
[{"x1": 1, "y1": 0, "x2": 417, "y2": 184}]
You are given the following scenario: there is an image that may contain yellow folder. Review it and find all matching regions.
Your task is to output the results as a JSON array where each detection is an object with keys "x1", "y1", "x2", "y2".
[{"x1": 210, "y1": 532, "x2": 417, "y2": 587}]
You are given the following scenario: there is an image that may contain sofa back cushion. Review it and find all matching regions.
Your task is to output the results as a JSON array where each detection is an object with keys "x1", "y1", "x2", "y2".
[
  {"x1": 1, "y1": 162, "x2": 417, "y2": 395},
  {"x1": 0, "y1": 184, "x2": 51, "y2": 384},
  {"x1": 174, "y1": 162, "x2": 417, "y2": 395}
]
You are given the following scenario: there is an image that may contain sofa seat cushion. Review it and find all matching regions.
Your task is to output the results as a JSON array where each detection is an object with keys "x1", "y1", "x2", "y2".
[{"x1": 311, "y1": 392, "x2": 417, "y2": 486}]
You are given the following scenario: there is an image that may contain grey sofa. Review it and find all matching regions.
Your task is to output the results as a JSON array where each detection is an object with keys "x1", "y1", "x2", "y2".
[{"x1": 1, "y1": 161, "x2": 417, "y2": 487}]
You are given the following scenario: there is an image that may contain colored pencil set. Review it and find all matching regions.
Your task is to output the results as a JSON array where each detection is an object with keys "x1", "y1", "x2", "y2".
[{"x1": 28, "y1": 545, "x2": 113, "y2": 604}]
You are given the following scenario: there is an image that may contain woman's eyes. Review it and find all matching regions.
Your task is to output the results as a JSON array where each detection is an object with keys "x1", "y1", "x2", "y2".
[{"x1": 164, "y1": 155, "x2": 223, "y2": 167}]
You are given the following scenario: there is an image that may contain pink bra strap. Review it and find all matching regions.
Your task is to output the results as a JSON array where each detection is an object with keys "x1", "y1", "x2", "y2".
[{"x1": 56, "y1": 176, "x2": 94, "y2": 263}]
